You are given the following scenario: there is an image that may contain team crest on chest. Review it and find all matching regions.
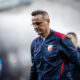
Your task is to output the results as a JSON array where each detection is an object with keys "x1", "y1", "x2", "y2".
[{"x1": 48, "y1": 45, "x2": 53, "y2": 52}]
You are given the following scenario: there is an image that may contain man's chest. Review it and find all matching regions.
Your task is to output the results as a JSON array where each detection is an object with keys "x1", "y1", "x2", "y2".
[{"x1": 33, "y1": 40, "x2": 61, "y2": 60}]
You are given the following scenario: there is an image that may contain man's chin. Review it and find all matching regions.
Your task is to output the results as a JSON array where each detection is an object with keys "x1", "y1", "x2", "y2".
[{"x1": 37, "y1": 32, "x2": 42, "y2": 35}]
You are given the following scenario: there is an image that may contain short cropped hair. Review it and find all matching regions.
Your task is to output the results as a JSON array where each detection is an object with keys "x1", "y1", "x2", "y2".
[
  {"x1": 67, "y1": 32, "x2": 77, "y2": 38},
  {"x1": 31, "y1": 10, "x2": 49, "y2": 20}
]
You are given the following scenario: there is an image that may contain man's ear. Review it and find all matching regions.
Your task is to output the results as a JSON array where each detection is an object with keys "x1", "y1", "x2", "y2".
[{"x1": 46, "y1": 19, "x2": 50, "y2": 24}]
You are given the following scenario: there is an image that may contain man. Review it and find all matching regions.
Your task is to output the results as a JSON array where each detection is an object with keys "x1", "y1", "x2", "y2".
[
  {"x1": 67, "y1": 32, "x2": 80, "y2": 80},
  {"x1": 30, "y1": 10, "x2": 80, "y2": 80},
  {"x1": 67, "y1": 32, "x2": 78, "y2": 48}
]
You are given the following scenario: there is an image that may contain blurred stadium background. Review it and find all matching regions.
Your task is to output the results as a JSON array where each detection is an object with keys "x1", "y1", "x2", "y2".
[{"x1": 0, "y1": 0, "x2": 80, "y2": 80}]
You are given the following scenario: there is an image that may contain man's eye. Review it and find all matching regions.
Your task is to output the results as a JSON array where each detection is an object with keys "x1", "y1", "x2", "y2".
[
  {"x1": 32, "y1": 22, "x2": 42, "y2": 26},
  {"x1": 32, "y1": 23, "x2": 36, "y2": 25},
  {"x1": 37, "y1": 22, "x2": 41, "y2": 25}
]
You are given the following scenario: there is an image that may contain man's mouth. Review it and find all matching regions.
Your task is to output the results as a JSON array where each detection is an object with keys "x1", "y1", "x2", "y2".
[
  {"x1": 35, "y1": 28, "x2": 42, "y2": 32},
  {"x1": 35, "y1": 29, "x2": 43, "y2": 34}
]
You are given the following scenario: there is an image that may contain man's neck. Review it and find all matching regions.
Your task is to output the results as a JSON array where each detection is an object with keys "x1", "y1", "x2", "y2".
[{"x1": 41, "y1": 29, "x2": 50, "y2": 38}]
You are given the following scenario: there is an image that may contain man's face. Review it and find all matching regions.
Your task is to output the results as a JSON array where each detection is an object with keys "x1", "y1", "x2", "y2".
[
  {"x1": 32, "y1": 14, "x2": 49, "y2": 37},
  {"x1": 67, "y1": 34, "x2": 77, "y2": 47}
]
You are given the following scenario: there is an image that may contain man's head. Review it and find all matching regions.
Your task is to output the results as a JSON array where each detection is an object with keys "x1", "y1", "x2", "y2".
[
  {"x1": 67, "y1": 32, "x2": 78, "y2": 48},
  {"x1": 31, "y1": 10, "x2": 50, "y2": 38}
]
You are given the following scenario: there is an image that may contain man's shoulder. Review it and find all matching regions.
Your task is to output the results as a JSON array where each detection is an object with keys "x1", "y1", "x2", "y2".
[
  {"x1": 32, "y1": 35, "x2": 40, "y2": 44},
  {"x1": 33, "y1": 35, "x2": 40, "y2": 41},
  {"x1": 31, "y1": 35, "x2": 40, "y2": 49},
  {"x1": 54, "y1": 31, "x2": 66, "y2": 40}
]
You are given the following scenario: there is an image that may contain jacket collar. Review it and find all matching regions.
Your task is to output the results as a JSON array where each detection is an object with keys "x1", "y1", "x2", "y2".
[{"x1": 40, "y1": 29, "x2": 55, "y2": 43}]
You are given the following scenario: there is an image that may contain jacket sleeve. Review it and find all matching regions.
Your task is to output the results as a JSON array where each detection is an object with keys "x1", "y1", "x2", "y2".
[
  {"x1": 61, "y1": 37, "x2": 80, "y2": 67},
  {"x1": 30, "y1": 41, "x2": 38, "y2": 80}
]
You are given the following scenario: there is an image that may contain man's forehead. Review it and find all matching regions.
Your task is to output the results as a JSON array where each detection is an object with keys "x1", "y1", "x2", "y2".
[
  {"x1": 67, "y1": 34, "x2": 73, "y2": 38},
  {"x1": 32, "y1": 15, "x2": 43, "y2": 21},
  {"x1": 67, "y1": 34, "x2": 76, "y2": 39}
]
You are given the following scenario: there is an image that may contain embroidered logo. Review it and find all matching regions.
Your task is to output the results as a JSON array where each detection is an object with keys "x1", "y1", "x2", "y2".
[{"x1": 48, "y1": 45, "x2": 53, "y2": 51}]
